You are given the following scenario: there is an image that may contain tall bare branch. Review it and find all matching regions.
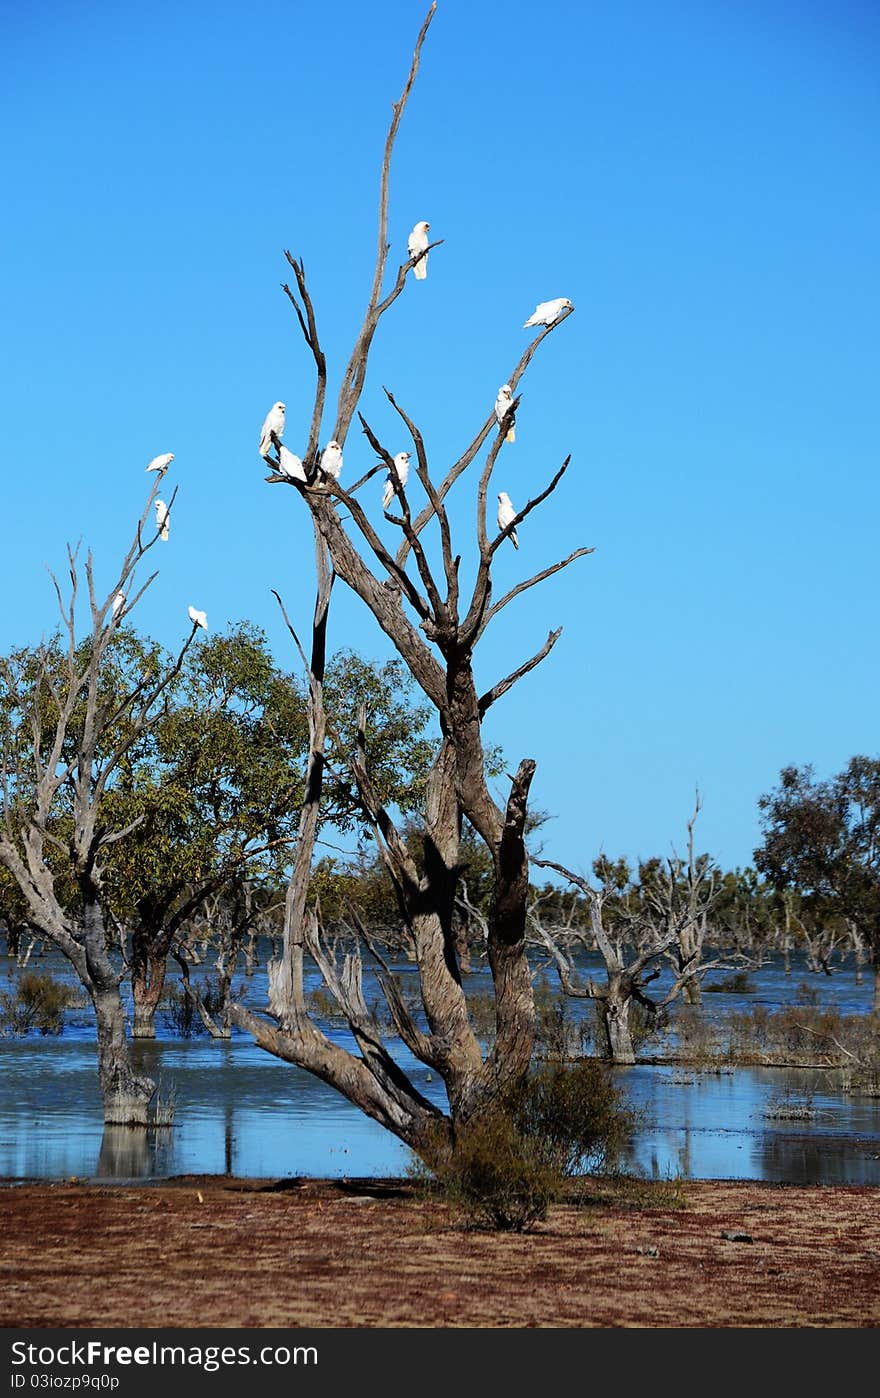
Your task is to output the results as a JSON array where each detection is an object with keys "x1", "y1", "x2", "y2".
[{"x1": 333, "y1": 3, "x2": 438, "y2": 445}]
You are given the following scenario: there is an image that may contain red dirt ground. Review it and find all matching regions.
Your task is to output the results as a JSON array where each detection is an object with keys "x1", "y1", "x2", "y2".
[{"x1": 3, "y1": 1177, "x2": 879, "y2": 1328}]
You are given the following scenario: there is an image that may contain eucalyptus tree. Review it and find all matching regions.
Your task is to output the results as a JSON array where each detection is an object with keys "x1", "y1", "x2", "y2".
[
  {"x1": 101, "y1": 621, "x2": 308, "y2": 1036},
  {"x1": 756, "y1": 758, "x2": 880, "y2": 1009},
  {"x1": 232, "y1": 4, "x2": 591, "y2": 1161}
]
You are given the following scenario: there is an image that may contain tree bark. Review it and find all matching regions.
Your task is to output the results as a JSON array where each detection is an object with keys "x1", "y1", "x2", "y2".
[
  {"x1": 83, "y1": 897, "x2": 155, "y2": 1124},
  {"x1": 601, "y1": 977, "x2": 635, "y2": 1065},
  {"x1": 131, "y1": 935, "x2": 170, "y2": 1038}
]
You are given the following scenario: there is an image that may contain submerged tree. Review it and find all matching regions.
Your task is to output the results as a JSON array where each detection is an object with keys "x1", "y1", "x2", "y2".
[
  {"x1": 233, "y1": 4, "x2": 591, "y2": 1159},
  {"x1": 532, "y1": 808, "x2": 739, "y2": 1061}
]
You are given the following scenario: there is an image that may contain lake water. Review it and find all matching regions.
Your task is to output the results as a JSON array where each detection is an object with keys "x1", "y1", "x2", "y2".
[{"x1": 1, "y1": 948, "x2": 878, "y2": 1185}]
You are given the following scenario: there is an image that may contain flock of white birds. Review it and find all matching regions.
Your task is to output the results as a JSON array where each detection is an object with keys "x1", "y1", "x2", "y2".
[
  {"x1": 256, "y1": 221, "x2": 572, "y2": 556},
  {"x1": 134, "y1": 231, "x2": 571, "y2": 642}
]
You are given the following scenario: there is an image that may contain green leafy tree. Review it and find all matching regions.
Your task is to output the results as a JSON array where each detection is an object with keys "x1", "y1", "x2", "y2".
[
  {"x1": 103, "y1": 631, "x2": 435, "y2": 1035},
  {"x1": 756, "y1": 757, "x2": 880, "y2": 1008}
]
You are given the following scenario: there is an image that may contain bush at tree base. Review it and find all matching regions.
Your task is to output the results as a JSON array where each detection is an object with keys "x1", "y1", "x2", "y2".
[{"x1": 412, "y1": 1058, "x2": 634, "y2": 1232}]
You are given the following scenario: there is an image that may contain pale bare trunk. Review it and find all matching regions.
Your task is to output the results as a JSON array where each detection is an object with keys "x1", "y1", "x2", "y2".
[
  {"x1": 84, "y1": 898, "x2": 155, "y2": 1124},
  {"x1": 602, "y1": 978, "x2": 635, "y2": 1065}
]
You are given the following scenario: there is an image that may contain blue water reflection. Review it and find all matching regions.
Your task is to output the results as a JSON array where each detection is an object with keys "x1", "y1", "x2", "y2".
[{"x1": 1, "y1": 949, "x2": 878, "y2": 1183}]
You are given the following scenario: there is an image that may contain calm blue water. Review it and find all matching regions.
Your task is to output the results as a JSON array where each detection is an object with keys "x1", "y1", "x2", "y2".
[{"x1": 1, "y1": 948, "x2": 878, "y2": 1184}]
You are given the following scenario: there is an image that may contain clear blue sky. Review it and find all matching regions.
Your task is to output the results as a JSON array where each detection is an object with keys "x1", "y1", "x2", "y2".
[{"x1": 2, "y1": 0, "x2": 877, "y2": 875}]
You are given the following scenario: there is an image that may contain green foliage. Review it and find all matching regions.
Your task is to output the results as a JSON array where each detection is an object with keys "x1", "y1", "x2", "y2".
[
  {"x1": 0, "y1": 971, "x2": 79, "y2": 1035},
  {"x1": 756, "y1": 757, "x2": 880, "y2": 950},
  {"x1": 0, "y1": 868, "x2": 32, "y2": 953},
  {"x1": 415, "y1": 1059, "x2": 633, "y2": 1232},
  {"x1": 102, "y1": 622, "x2": 310, "y2": 920},
  {"x1": 324, "y1": 652, "x2": 436, "y2": 829}
]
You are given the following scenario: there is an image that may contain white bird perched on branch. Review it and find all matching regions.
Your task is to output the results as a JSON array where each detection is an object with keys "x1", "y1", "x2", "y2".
[
  {"x1": 383, "y1": 451, "x2": 411, "y2": 509},
  {"x1": 259, "y1": 402, "x2": 286, "y2": 458},
  {"x1": 155, "y1": 499, "x2": 170, "y2": 541},
  {"x1": 497, "y1": 491, "x2": 519, "y2": 549},
  {"x1": 187, "y1": 605, "x2": 208, "y2": 631},
  {"x1": 523, "y1": 298, "x2": 572, "y2": 328},
  {"x1": 494, "y1": 385, "x2": 516, "y2": 444},
  {"x1": 278, "y1": 446, "x2": 307, "y2": 482},
  {"x1": 408, "y1": 220, "x2": 430, "y2": 280},
  {"x1": 111, "y1": 592, "x2": 125, "y2": 618},
  {"x1": 320, "y1": 440, "x2": 343, "y2": 480},
  {"x1": 146, "y1": 453, "x2": 174, "y2": 476}
]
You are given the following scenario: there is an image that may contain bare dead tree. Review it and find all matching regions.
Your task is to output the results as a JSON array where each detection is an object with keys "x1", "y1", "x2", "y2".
[
  {"x1": 232, "y1": 5, "x2": 590, "y2": 1159},
  {"x1": 635, "y1": 796, "x2": 748, "y2": 1007},
  {"x1": 530, "y1": 859, "x2": 677, "y2": 1064},
  {"x1": 0, "y1": 478, "x2": 197, "y2": 1123}
]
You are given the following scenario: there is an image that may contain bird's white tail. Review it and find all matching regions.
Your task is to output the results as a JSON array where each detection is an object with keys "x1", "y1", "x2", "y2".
[
  {"x1": 383, "y1": 481, "x2": 394, "y2": 509},
  {"x1": 506, "y1": 424, "x2": 516, "y2": 444},
  {"x1": 511, "y1": 530, "x2": 519, "y2": 550},
  {"x1": 413, "y1": 257, "x2": 427, "y2": 280}
]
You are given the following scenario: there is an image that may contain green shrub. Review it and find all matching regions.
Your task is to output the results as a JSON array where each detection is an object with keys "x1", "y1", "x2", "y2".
[
  {"x1": 0, "y1": 971, "x2": 78, "y2": 1036},
  {"x1": 414, "y1": 1058, "x2": 634, "y2": 1232}
]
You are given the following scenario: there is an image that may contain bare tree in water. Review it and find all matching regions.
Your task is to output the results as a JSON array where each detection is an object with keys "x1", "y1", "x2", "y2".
[{"x1": 0, "y1": 481, "x2": 196, "y2": 1123}]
